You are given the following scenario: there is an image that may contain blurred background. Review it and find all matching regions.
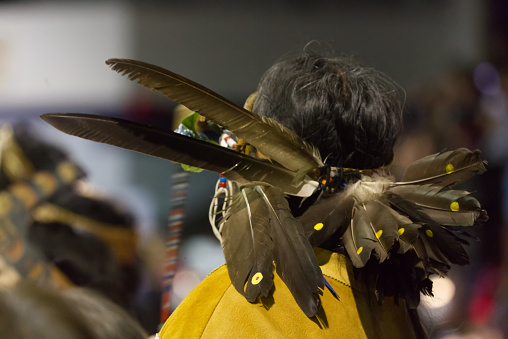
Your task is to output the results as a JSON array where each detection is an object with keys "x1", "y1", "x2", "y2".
[{"x1": 0, "y1": 0, "x2": 506, "y2": 337}]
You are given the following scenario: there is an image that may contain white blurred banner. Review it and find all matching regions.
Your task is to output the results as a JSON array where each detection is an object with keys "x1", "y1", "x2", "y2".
[{"x1": 0, "y1": 3, "x2": 134, "y2": 111}]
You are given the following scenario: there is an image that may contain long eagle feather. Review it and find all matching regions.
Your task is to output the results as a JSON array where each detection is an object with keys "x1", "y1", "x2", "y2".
[{"x1": 40, "y1": 113, "x2": 318, "y2": 197}]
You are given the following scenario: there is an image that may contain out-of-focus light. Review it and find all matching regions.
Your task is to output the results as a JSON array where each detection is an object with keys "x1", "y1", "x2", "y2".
[
  {"x1": 170, "y1": 235, "x2": 225, "y2": 308},
  {"x1": 172, "y1": 270, "x2": 201, "y2": 300},
  {"x1": 474, "y1": 62, "x2": 501, "y2": 96},
  {"x1": 421, "y1": 276, "x2": 456, "y2": 310},
  {"x1": 179, "y1": 235, "x2": 225, "y2": 279}
]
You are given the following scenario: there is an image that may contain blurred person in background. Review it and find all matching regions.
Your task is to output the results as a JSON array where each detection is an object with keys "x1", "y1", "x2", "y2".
[
  {"x1": 0, "y1": 123, "x2": 160, "y2": 333},
  {"x1": 0, "y1": 125, "x2": 84, "y2": 289},
  {"x1": 0, "y1": 281, "x2": 148, "y2": 339}
]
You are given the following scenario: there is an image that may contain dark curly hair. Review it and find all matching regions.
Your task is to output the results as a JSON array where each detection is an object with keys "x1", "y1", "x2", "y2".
[{"x1": 252, "y1": 51, "x2": 405, "y2": 169}]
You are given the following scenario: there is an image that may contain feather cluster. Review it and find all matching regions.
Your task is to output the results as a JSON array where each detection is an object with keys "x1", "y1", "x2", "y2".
[{"x1": 301, "y1": 148, "x2": 488, "y2": 307}]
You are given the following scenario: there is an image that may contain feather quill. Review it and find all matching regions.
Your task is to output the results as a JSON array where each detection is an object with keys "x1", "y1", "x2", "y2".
[
  {"x1": 40, "y1": 113, "x2": 318, "y2": 197},
  {"x1": 261, "y1": 186, "x2": 324, "y2": 317},
  {"x1": 221, "y1": 186, "x2": 274, "y2": 302},
  {"x1": 105, "y1": 58, "x2": 323, "y2": 175}
]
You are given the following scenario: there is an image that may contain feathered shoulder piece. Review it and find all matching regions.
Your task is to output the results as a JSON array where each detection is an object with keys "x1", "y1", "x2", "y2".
[
  {"x1": 39, "y1": 59, "x2": 488, "y2": 317},
  {"x1": 300, "y1": 148, "x2": 488, "y2": 308}
]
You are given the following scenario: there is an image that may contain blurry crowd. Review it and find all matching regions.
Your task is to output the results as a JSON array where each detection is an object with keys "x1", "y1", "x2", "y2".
[{"x1": 0, "y1": 124, "x2": 162, "y2": 338}]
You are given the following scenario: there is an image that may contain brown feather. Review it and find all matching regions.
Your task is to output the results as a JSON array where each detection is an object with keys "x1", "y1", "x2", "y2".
[
  {"x1": 221, "y1": 186, "x2": 274, "y2": 302},
  {"x1": 40, "y1": 113, "x2": 318, "y2": 197},
  {"x1": 420, "y1": 223, "x2": 470, "y2": 266},
  {"x1": 343, "y1": 200, "x2": 407, "y2": 267},
  {"x1": 386, "y1": 192, "x2": 471, "y2": 266},
  {"x1": 297, "y1": 192, "x2": 355, "y2": 247},
  {"x1": 343, "y1": 202, "x2": 383, "y2": 267},
  {"x1": 399, "y1": 148, "x2": 486, "y2": 187},
  {"x1": 388, "y1": 185, "x2": 484, "y2": 226}
]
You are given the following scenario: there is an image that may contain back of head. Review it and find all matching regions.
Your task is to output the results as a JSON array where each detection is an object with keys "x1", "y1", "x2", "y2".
[
  {"x1": 29, "y1": 188, "x2": 140, "y2": 311},
  {"x1": 253, "y1": 50, "x2": 405, "y2": 169}
]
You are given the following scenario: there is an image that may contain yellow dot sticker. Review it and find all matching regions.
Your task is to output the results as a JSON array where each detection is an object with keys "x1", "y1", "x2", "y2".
[
  {"x1": 445, "y1": 164, "x2": 455, "y2": 174},
  {"x1": 450, "y1": 201, "x2": 460, "y2": 211},
  {"x1": 375, "y1": 230, "x2": 383, "y2": 239},
  {"x1": 357, "y1": 247, "x2": 363, "y2": 255},
  {"x1": 251, "y1": 272, "x2": 263, "y2": 285},
  {"x1": 426, "y1": 229, "x2": 434, "y2": 237},
  {"x1": 314, "y1": 223, "x2": 324, "y2": 231},
  {"x1": 398, "y1": 228, "x2": 405, "y2": 235}
]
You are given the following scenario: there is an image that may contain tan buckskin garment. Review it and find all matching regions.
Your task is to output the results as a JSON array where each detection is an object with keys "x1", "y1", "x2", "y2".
[{"x1": 159, "y1": 248, "x2": 417, "y2": 339}]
